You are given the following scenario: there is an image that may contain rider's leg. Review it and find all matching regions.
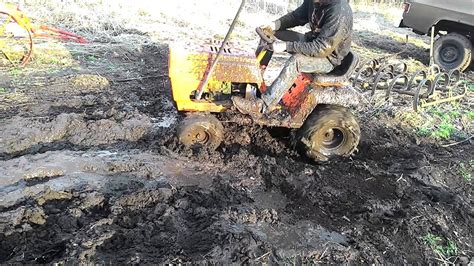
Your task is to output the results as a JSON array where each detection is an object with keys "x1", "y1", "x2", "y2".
[
  {"x1": 261, "y1": 54, "x2": 334, "y2": 109},
  {"x1": 274, "y1": 30, "x2": 306, "y2": 42}
]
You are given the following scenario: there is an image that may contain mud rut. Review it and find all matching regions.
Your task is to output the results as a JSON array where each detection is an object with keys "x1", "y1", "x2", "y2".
[{"x1": 0, "y1": 42, "x2": 472, "y2": 264}]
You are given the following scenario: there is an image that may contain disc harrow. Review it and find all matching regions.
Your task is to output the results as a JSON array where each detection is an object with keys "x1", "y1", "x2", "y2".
[{"x1": 352, "y1": 59, "x2": 467, "y2": 111}]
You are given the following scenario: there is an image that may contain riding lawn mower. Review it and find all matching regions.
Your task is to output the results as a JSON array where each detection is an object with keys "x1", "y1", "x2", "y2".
[{"x1": 168, "y1": 0, "x2": 361, "y2": 162}]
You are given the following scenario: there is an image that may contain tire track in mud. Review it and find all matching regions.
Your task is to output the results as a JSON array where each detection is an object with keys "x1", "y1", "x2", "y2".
[
  {"x1": 1, "y1": 41, "x2": 473, "y2": 263},
  {"x1": 159, "y1": 121, "x2": 473, "y2": 263},
  {"x1": 0, "y1": 112, "x2": 152, "y2": 159}
]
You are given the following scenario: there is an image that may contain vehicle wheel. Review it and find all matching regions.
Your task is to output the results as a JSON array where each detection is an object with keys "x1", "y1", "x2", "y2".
[
  {"x1": 433, "y1": 32, "x2": 472, "y2": 72},
  {"x1": 177, "y1": 113, "x2": 224, "y2": 150},
  {"x1": 294, "y1": 104, "x2": 360, "y2": 162}
]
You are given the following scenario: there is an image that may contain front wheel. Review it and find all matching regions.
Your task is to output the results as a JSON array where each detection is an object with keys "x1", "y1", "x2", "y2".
[
  {"x1": 177, "y1": 114, "x2": 224, "y2": 150},
  {"x1": 294, "y1": 104, "x2": 361, "y2": 162}
]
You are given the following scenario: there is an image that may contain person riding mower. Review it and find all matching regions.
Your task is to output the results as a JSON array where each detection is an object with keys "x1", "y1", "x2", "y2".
[
  {"x1": 168, "y1": 0, "x2": 361, "y2": 162},
  {"x1": 233, "y1": 0, "x2": 354, "y2": 117}
]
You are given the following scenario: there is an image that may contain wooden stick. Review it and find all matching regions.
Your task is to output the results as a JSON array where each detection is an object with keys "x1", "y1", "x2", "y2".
[{"x1": 441, "y1": 135, "x2": 473, "y2": 147}]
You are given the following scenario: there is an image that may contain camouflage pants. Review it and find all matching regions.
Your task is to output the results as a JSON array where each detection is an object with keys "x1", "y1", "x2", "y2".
[{"x1": 261, "y1": 30, "x2": 334, "y2": 108}]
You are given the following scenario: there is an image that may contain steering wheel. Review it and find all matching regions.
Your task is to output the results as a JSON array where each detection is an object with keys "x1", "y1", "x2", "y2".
[{"x1": 256, "y1": 27, "x2": 275, "y2": 44}]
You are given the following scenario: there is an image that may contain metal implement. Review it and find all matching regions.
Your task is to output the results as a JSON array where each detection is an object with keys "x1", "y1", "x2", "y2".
[
  {"x1": 0, "y1": 3, "x2": 87, "y2": 67},
  {"x1": 352, "y1": 59, "x2": 467, "y2": 111},
  {"x1": 0, "y1": 5, "x2": 33, "y2": 67},
  {"x1": 194, "y1": 0, "x2": 246, "y2": 100}
]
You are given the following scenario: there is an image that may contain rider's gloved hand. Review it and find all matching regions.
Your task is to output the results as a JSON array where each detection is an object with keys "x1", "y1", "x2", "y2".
[
  {"x1": 272, "y1": 41, "x2": 287, "y2": 53},
  {"x1": 259, "y1": 22, "x2": 276, "y2": 33}
]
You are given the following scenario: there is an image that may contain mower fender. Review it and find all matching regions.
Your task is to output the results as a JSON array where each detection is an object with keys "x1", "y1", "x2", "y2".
[
  {"x1": 284, "y1": 84, "x2": 360, "y2": 128},
  {"x1": 309, "y1": 85, "x2": 361, "y2": 108}
]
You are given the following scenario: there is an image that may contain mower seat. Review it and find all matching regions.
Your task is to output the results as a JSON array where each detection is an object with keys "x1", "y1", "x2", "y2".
[{"x1": 312, "y1": 52, "x2": 359, "y2": 85}]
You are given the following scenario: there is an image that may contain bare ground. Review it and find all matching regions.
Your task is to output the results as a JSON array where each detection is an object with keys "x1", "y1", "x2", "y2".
[{"x1": 0, "y1": 11, "x2": 473, "y2": 264}]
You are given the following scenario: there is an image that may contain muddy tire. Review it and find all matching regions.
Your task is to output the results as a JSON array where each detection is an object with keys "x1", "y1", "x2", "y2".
[
  {"x1": 295, "y1": 104, "x2": 360, "y2": 162},
  {"x1": 433, "y1": 33, "x2": 472, "y2": 72},
  {"x1": 177, "y1": 114, "x2": 224, "y2": 150}
]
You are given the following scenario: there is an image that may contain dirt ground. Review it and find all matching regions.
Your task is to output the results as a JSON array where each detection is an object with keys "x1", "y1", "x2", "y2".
[{"x1": 1, "y1": 10, "x2": 473, "y2": 264}]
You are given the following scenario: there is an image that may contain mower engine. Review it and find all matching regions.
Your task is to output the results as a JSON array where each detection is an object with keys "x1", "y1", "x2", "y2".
[{"x1": 168, "y1": 41, "x2": 263, "y2": 112}]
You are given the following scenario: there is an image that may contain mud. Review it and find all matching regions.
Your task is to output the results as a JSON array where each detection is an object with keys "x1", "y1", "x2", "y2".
[{"x1": 1, "y1": 13, "x2": 473, "y2": 265}]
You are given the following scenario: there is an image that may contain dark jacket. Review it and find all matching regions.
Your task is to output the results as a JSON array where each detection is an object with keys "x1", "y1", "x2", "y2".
[{"x1": 275, "y1": 0, "x2": 353, "y2": 66}]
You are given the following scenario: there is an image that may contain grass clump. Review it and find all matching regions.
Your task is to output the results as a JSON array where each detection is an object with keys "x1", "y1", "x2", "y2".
[
  {"x1": 422, "y1": 233, "x2": 458, "y2": 258},
  {"x1": 467, "y1": 111, "x2": 474, "y2": 120},
  {"x1": 9, "y1": 67, "x2": 22, "y2": 77},
  {"x1": 458, "y1": 162, "x2": 472, "y2": 182},
  {"x1": 0, "y1": 91, "x2": 30, "y2": 111},
  {"x1": 400, "y1": 104, "x2": 471, "y2": 141},
  {"x1": 431, "y1": 122, "x2": 457, "y2": 140},
  {"x1": 468, "y1": 83, "x2": 474, "y2": 92}
]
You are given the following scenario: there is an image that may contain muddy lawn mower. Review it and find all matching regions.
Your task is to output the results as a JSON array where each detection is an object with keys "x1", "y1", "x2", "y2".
[{"x1": 168, "y1": 0, "x2": 361, "y2": 162}]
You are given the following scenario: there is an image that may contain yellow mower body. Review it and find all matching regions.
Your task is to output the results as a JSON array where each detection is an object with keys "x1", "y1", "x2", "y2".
[{"x1": 168, "y1": 43, "x2": 263, "y2": 112}]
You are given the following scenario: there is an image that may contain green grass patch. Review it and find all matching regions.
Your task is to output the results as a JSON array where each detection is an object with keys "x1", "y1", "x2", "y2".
[
  {"x1": 9, "y1": 68, "x2": 22, "y2": 77},
  {"x1": 468, "y1": 83, "x2": 474, "y2": 92},
  {"x1": 468, "y1": 112, "x2": 474, "y2": 120},
  {"x1": 432, "y1": 123, "x2": 456, "y2": 140},
  {"x1": 459, "y1": 162, "x2": 472, "y2": 182},
  {"x1": 417, "y1": 127, "x2": 430, "y2": 137},
  {"x1": 422, "y1": 234, "x2": 458, "y2": 258},
  {"x1": 86, "y1": 55, "x2": 98, "y2": 62},
  {"x1": 401, "y1": 104, "x2": 470, "y2": 141},
  {"x1": 427, "y1": 108, "x2": 461, "y2": 121}
]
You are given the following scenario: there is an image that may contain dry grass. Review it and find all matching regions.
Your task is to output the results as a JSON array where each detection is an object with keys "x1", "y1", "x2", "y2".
[
  {"x1": 352, "y1": 2, "x2": 403, "y2": 23},
  {"x1": 0, "y1": 90, "x2": 30, "y2": 111},
  {"x1": 2, "y1": 0, "x2": 406, "y2": 42},
  {"x1": 3, "y1": 0, "x2": 285, "y2": 42}
]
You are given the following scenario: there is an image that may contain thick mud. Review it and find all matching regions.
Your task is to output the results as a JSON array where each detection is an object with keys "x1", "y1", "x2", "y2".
[{"x1": 1, "y1": 18, "x2": 473, "y2": 264}]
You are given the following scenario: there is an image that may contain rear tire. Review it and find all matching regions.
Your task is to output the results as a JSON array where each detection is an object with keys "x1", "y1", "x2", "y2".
[
  {"x1": 295, "y1": 104, "x2": 360, "y2": 162},
  {"x1": 177, "y1": 114, "x2": 224, "y2": 150},
  {"x1": 433, "y1": 32, "x2": 472, "y2": 72}
]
